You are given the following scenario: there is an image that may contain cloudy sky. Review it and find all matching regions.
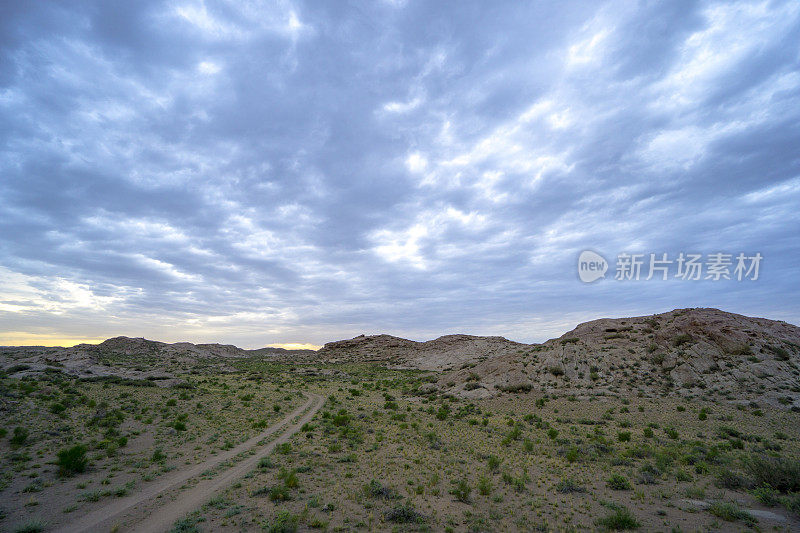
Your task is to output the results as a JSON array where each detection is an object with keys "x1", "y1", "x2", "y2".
[{"x1": 1, "y1": 1, "x2": 799, "y2": 348}]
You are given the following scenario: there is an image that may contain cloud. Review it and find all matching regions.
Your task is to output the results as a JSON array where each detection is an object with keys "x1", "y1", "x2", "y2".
[{"x1": 0, "y1": 0, "x2": 798, "y2": 347}]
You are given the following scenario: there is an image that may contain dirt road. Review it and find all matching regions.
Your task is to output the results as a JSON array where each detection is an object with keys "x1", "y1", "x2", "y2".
[{"x1": 58, "y1": 392, "x2": 324, "y2": 533}]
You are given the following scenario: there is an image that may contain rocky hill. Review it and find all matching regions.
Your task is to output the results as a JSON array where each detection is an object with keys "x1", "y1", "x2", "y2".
[
  {"x1": 430, "y1": 308, "x2": 800, "y2": 408},
  {"x1": 316, "y1": 333, "x2": 528, "y2": 370},
  {"x1": 3, "y1": 308, "x2": 799, "y2": 406}
]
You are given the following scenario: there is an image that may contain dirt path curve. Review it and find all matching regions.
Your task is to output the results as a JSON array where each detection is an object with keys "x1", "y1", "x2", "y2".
[{"x1": 58, "y1": 392, "x2": 324, "y2": 533}]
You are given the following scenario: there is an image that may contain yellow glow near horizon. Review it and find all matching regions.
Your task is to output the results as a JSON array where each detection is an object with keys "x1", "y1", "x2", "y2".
[
  {"x1": 0, "y1": 332, "x2": 107, "y2": 347},
  {"x1": 266, "y1": 343, "x2": 321, "y2": 351},
  {"x1": 0, "y1": 332, "x2": 322, "y2": 350}
]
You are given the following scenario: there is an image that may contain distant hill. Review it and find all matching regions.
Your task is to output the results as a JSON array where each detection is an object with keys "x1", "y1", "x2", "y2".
[
  {"x1": 2, "y1": 308, "x2": 798, "y2": 407},
  {"x1": 316, "y1": 333, "x2": 528, "y2": 370},
  {"x1": 0, "y1": 336, "x2": 317, "y2": 386},
  {"x1": 430, "y1": 308, "x2": 800, "y2": 408}
]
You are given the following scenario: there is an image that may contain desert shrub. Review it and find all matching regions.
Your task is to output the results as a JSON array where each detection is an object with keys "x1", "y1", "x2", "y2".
[
  {"x1": 10, "y1": 427, "x2": 28, "y2": 448},
  {"x1": 265, "y1": 485, "x2": 290, "y2": 502},
  {"x1": 728, "y1": 344, "x2": 752, "y2": 356},
  {"x1": 708, "y1": 501, "x2": 757, "y2": 525},
  {"x1": 715, "y1": 468, "x2": 752, "y2": 490},
  {"x1": 265, "y1": 510, "x2": 298, "y2": 533},
  {"x1": 498, "y1": 383, "x2": 532, "y2": 393},
  {"x1": 488, "y1": 455, "x2": 501, "y2": 470},
  {"x1": 11, "y1": 519, "x2": 47, "y2": 533},
  {"x1": 638, "y1": 463, "x2": 661, "y2": 485},
  {"x1": 664, "y1": 427, "x2": 679, "y2": 439},
  {"x1": 547, "y1": 428, "x2": 558, "y2": 439},
  {"x1": 450, "y1": 478, "x2": 471, "y2": 502},
  {"x1": 767, "y1": 345, "x2": 790, "y2": 360},
  {"x1": 385, "y1": 504, "x2": 425, "y2": 523},
  {"x1": 617, "y1": 431, "x2": 631, "y2": 442},
  {"x1": 745, "y1": 455, "x2": 800, "y2": 493},
  {"x1": 560, "y1": 338, "x2": 579, "y2": 345},
  {"x1": 258, "y1": 457, "x2": 273, "y2": 469},
  {"x1": 332, "y1": 411, "x2": 349, "y2": 426},
  {"x1": 596, "y1": 506, "x2": 640, "y2": 531},
  {"x1": 782, "y1": 493, "x2": 800, "y2": 515},
  {"x1": 672, "y1": 333, "x2": 692, "y2": 347},
  {"x1": 57, "y1": 444, "x2": 88, "y2": 476},
  {"x1": 151, "y1": 448, "x2": 166, "y2": 462},
  {"x1": 477, "y1": 476, "x2": 492, "y2": 496},
  {"x1": 278, "y1": 468, "x2": 298, "y2": 488},
  {"x1": 607, "y1": 474, "x2": 632, "y2": 490},
  {"x1": 751, "y1": 486, "x2": 780, "y2": 506},
  {"x1": 276, "y1": 442, "x2": 292, "y2": 454},
  {"x1": 565, "y1": 446, "x2": 580, "y2": 463},
  {"x1": 364, "y1": 480, "x2": 398, "y2": 499},
  {"x1": 556, "y1": 479, "x2": 585, "y2": 493}
]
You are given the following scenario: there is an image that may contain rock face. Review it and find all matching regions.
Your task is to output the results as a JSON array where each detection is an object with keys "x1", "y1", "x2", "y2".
[
  {"x1": 435, "y1": 308, "x2": 800, "y2": 407},
  {"x1": 316, "y1": 333, "x2": 528, "y2": 370}
]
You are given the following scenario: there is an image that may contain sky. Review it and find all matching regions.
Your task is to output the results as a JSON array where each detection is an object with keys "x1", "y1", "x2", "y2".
[{"x1": 1, "y1": 0, "x2": 799, "y2": 349}]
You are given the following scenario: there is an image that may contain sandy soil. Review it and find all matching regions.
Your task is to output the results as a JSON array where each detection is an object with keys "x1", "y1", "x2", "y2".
[{"x1": 55, "y1": 392, "x2": 323, "y2": 533}]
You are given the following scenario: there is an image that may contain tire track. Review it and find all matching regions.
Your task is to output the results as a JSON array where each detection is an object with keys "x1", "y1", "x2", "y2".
[{"x1": 58, "y1": 392, "x2": 323, "y2": 533}]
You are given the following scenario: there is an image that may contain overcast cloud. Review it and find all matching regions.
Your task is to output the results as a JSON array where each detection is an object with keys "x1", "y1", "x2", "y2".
[{"x1": 1, "y1": 0, "x2": 799, "y2": 348}]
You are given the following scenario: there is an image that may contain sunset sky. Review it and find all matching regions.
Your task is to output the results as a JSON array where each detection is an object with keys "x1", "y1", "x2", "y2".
[{"x1": 1, "y1": 1, "x2": 799, "y2": 348}]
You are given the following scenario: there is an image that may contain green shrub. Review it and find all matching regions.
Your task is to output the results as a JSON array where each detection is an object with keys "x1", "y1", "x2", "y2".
[
  {"x1": 265, "y1": 510, "x2": 298, "y2": 533},
  {"x1": 385, "y1": 504, "x2": 425, "y2": 523},
  {"x1": 596, "y1": 506, "x2": 640, "y2": 531},
  {"x1": 617, "y1": 431, "x2": 631, "y2": 442},
  {"x1": 752, "y1": 486, "x2": 780, "y2": 507},
  {"x1": 672, "y1": 333, "x2": 692, "y2": 347},
  {"x1": 11, "y1": 518, "x2": 48, "y2": 533},
  {"x1": 278, "y1": 468, "x2": 298, "y2": 488},
  {"x1": 708, "y1": 501, "x2": 757, "y2": 525},
  {"x1": 477, "y1": 476, "x2": 492, "y2": 496},
  {"x1": 450, "y1": 478, "x2": 471, "y2": 502},
  {"x1": 271, "y1": 484, "x2": 292, "y2": 501},
  {"x1": 10, "y1": 427, "x2": 28, "y2": 448},
  {"x1": 607, "y1": 474, "x2": 632, "y2": 490},
  {"x1": 556, "y1": 479, "x2": 585, "y2": 494},
  {"x1": 364, "y1": 480, "x2": 398, "y2": 499},
  {"x1": 57, "y1": 444, "x2": 88, "y2": 476},
  {"x1": 746, "y1": 456, "x2": 800, "y2": 493}
]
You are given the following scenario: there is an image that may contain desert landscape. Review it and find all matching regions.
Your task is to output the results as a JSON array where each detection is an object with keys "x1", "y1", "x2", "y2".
[
  {"x1": 1, "y1": 308, "x2": 799, "y2": 532},
  {"x1": 3, "y1": 4, "x2": 799, "y2": 532}
]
